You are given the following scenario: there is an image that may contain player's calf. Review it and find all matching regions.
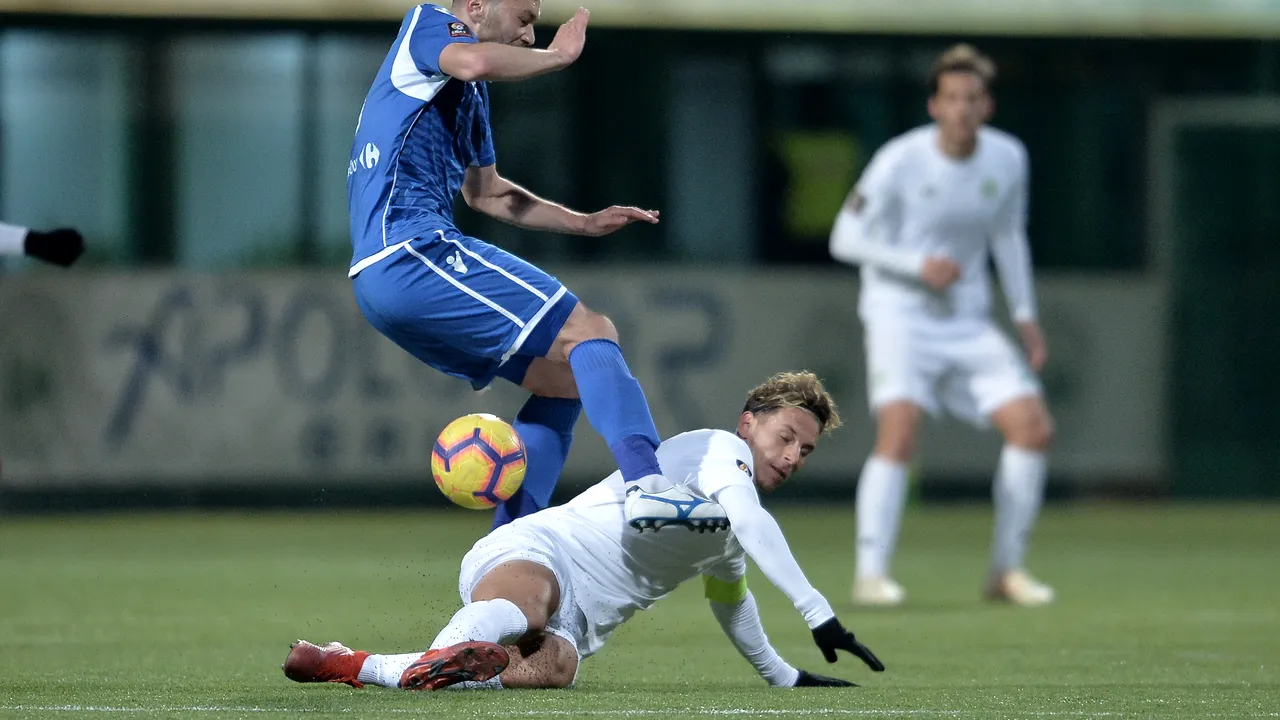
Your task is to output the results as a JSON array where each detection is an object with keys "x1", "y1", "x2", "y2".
[{"x1": 499, "y1": 631, "x2": 579, "y2": 689}]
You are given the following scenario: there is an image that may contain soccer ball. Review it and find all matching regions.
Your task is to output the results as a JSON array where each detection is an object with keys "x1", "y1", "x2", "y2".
[{"x1": 431, "y1": 413, "x2": 526, "y2": 510}]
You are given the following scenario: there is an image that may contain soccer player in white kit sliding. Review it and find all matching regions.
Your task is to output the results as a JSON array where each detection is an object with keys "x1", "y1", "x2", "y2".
[
  {"x1": 283, "y1": 371, "x2": 886, "y2": 690},
  {"x1": 829, "y1": 44, "x2": 1055, "y2": 607}
]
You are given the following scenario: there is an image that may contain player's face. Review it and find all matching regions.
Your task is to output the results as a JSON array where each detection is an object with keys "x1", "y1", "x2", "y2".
[
  {"x1": 927, "y1": 71, "x2": 992, "y2": 145},
  {"x1": 737, "y1": 407, "x2": 821, "y2": 492},
  {"x1": 475, "y1": 0, "x2": 540, "y2": 47}
]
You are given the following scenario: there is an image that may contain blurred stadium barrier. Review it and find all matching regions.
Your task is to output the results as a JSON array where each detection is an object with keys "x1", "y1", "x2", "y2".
[{"x1": 0, "y1": 270, "x2": 1165, "y2": 494}]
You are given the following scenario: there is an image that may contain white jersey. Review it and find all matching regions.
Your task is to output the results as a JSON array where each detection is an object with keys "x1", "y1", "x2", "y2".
[
  {"x1": 531, "y1": 429, "x2": 756, "y2": 618},
  {"x1": 831, "y1": 124, "x2": 1036, "y2": 324},
  {"x1": 462, "y1": 428, "x2": 832, "y2": 667}
]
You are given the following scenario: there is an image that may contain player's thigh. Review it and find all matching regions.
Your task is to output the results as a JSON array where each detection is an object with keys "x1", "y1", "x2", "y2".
[
  {"x1": 873, "y1": 401, "x2": 926, "y2": 461},
  {"x1": 500, "y1": 631, "x2": 579, "y2": 689},
  {"x1": 945, "y1": 324, "x2": 1045, "y2": 430},
  {"x1": 495, "y1": 355, "x2": 580, "y2": 399},
  {"x1": 863, "y1": 320, "x2": 944, "y2": 416},
  {"x1": 471, "y1": 560, "x2": 561, "y2": 632},
  {"x1": 990, "y1": 395, "x2": 1054, "y2": 450},
  {"x1": 353, "y1": 233, "x2": 578, "y2": 385},
  {"x1": 459, "y1": 527, "x2": 570, "y2": 632}
]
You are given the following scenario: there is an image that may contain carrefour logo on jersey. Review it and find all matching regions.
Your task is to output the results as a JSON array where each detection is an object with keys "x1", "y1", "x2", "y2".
[{"x1": 347, "y1": 143, "x2": 381, "y2": 177}]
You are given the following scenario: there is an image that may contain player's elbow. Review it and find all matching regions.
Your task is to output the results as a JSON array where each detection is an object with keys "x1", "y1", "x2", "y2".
[
  {"x1": 828, "y1": 212, "x2": 862, "y2": 265},
  {"x1": 460, "y1": 184, "x2": 486, "y2": 212}
]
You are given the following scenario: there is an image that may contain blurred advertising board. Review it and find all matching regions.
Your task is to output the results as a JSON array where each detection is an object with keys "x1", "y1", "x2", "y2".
[{"x1": 0, "y1": 269, "x2": 1165, "y2": 490}]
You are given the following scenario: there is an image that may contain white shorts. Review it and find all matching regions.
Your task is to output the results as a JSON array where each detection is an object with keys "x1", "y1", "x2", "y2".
[
  {"x1": 457, "y1": 521, "x2": 609, "y2": 673},
  {"x1": 864, "y1": 317, "x2": 1041, "y2": 426}
]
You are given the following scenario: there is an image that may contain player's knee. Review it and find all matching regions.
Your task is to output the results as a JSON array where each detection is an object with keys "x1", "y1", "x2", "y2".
[
  {"x1": 556, "y1": 304, "x2": 619, "y2": 357},
  {"x1": 873, "y1": 435, "x2": 914, "y2": 462},
  {"x1": 1027, "y1": 412, "x2": 1054, "y2": 450},
  {"x1": 1009, "y1": 409, "x2": 1054, "y2": 450},
  {"x1": 873, "y1": 403, "x2": 921, "y2": 461}
]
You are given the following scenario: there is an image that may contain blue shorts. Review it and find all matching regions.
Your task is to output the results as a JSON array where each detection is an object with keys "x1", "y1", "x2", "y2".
[{"x1": 351, "y1": 230, "x2": 579, "y2": 390}]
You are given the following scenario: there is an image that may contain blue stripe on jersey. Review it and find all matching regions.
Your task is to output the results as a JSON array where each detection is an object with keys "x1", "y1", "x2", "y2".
[{"x1": 347, "y1": 4, "x2": 496, "y2": 272}]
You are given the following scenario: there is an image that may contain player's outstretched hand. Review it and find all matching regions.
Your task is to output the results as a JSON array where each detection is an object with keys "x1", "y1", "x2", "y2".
[
  {"x1": 793, "y1": 669, "x2": 858, "y2": 687},
  {"x1": 549, "y1": 7, "x2": 590, "y2": 67},
  {"x1": 582, "y1": 206, "x2": 660, "y2": 237},
  {"x1": 811, "y1": 618, "x2": 885, "y2": 672},
  {"x1": 24, "y1": 228, "x2": 85, "y2": 267}
]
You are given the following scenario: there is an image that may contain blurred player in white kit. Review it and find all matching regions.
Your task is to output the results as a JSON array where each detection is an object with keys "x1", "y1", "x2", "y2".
[{"x1": 829, "y1": 44, "x2": 1055, "y2": 607}]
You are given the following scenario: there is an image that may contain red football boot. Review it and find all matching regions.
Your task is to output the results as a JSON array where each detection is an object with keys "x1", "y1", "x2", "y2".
[
  {"x1": 282, "y1": 640, "x2": 370, "y2": 689},
  {"x1": 398, "y1": 641, "x2": 509, "y2": 691}
]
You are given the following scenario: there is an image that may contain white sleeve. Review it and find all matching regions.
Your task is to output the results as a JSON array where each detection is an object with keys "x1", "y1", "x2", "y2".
[
  {"x1": 0, "y1": 222, "x2": 29, "y2": 256},
  {"x1": 709, "y1": 590, "x2": 800, "y2": 687},
  {"x1": 990, "y1": 144, "x2": 1037, "y2": 323},
  {"x1": 711, "y1": 484, "x2": 835, "y2": 628},
  {"x1": 689, "y1": 432, "x2": 758, "y2": 500},
  {"x1": 828, "y1": 143, "x2": 925, "y2": 278}
]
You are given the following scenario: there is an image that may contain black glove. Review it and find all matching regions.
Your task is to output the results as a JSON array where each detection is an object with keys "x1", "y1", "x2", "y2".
[
  {"x1": 794, "y1": 669, "x2": 858, "y2": 687},
  {"x1": 24, "y1": 228, "x2": 85, "y2": 267},
  {"x1": 811, "y1": 617, "x2": 885, "y2": 672}
]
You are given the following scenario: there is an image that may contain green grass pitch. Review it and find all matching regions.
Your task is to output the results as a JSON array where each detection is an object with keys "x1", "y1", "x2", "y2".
[{"x1": 1, "y1": 504, "x2": 1276, "y2": 718}]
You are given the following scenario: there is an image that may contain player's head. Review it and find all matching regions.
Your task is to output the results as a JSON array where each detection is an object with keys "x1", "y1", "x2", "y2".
[
  {"x1": 737, "y1": 371, "x2": 841, "y2": 492},
  {"x1": 456, "y1": 0, "x2": 540, "y2": 47},
  {"x1": 927, "y1": 44, "x2": 995, "y2": 146}
]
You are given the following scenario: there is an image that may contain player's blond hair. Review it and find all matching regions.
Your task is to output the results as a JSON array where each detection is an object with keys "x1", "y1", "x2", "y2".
[
  {"x1": 928, "y1": 43, "x2": 996, "y2": 94},
  {"x1": 742, "y1": 371, "x2": 842, "y2": 435}
]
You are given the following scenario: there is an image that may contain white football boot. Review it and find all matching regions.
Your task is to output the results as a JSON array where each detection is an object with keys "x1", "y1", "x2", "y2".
[
  {"x1": 851, "y1": 575, "x2": 906, "y2": 606},
  {"x1": 624, "y1": 485, "x2": 730, "y2": 533},
  {"x1": 985, "y1": 569, "x2": 1055, "y2": 606}
]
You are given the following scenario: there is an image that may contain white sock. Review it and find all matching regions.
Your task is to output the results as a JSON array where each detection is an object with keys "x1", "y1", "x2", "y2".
[
  {"x1": 358, "y1": 652, "x2": 420, "y2": 688},
  {"x1": 355, "y1": 654, "x2": 508, "y2": 690},
  {"x1": 354, "y1": 600, "x2": 526, "y2": 689},
  {"x1": 0, "y1": 222, "x2": 28, "y2": 256},
  {"x1": 991, "y1": 445, "x2": 1048, "y2": 573},
  {"x1": 855, "y1": 456, "x2": 909, "y2": 580},
  {"x1": 429, "y1": 598, "x2": 528, "y2": 649}
]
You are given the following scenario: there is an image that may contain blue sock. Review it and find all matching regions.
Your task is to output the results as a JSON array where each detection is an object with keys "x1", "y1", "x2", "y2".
[
  {"x1": 492, "y1": 396, "x2": 581, "y2": 530},
  {"x1": 567, "y1": 339, "x2": 662, "y2": 483}
]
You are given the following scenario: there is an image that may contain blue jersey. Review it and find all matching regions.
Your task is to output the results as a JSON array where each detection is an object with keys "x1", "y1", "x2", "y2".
[{"x1": 347, "y1": 4, "x2": 496, "y2": 274}]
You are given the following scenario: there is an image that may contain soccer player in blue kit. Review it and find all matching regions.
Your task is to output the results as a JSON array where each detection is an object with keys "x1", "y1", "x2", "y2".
[{"x1": 348, "y1": 1, "x2": 693, "y2": 529}]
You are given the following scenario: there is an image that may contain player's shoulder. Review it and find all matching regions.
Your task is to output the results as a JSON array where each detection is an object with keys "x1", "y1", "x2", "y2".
[
  {"x1": 662, "y1": 428, "x2": 751, "y2": 461},
  {"x1": 872, "y1": 126, "x2": 935, "y2": 167},
  {"x1": 423, "y1": 3, "x2": 460, "y2": 19},
  {"x1": 979, "y1": 126, "x2": 1028, "y2": 164},
  {"x1": 415, "y1": 3, "x2": 469, "y2": 30}
]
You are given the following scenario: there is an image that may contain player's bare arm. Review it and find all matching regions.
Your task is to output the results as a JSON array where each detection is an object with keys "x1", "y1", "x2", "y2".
[
  {"x1": 439, "y1": 7, "x2": 589, "y2": 81},
  {"x1": 462, "y1": 164, "x2": 659, "y2": 236}
]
